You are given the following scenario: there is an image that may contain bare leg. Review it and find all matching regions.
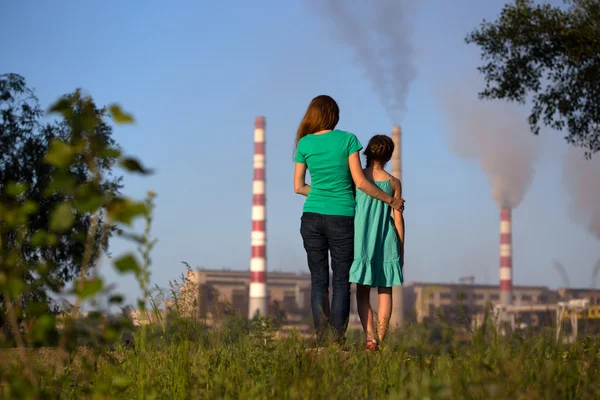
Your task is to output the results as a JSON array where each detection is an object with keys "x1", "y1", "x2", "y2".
[
  {"x1": 356, "y1": 284, "x2": 375, "y2": 340},
  {"x1": 377, "y1": 287, "x2": 393, "y2": 342}
]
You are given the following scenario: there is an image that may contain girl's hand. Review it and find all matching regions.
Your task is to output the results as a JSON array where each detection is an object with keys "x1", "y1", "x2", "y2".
[{"x1": 389, "y1": 197, "x2": 405, "y2": 211}]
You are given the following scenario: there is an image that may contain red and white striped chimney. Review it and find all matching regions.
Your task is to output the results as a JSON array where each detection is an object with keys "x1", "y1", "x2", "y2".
[
  {"x1": 500, "y1": 208, "x2": 512, "y2": 306},
  {"x1": 249, "y1": 116, "x2": 268, "y2": 318}
]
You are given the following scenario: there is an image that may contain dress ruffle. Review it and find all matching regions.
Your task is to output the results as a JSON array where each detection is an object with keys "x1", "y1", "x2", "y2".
[{"x1": 349, "y1": 258, "x2": 403, "y2": 287}]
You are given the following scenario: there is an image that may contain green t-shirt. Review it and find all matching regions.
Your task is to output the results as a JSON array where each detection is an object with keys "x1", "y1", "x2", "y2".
[{"x1": 294, "y1": 130, "x2": 363, "y2": 217}]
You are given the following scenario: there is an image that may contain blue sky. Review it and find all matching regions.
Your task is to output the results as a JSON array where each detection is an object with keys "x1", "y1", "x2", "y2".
[{"x1": 2, "y1": 0, "x2": 597, "y2": 305}]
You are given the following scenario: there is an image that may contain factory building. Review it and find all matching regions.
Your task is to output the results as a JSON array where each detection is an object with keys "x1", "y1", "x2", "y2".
[{"x1": 176, "y1": 268, "x2": 600, "y2": 328}]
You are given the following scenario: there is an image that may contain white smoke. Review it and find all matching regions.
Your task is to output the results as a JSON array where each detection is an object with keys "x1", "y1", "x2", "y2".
[
  {"x1": 306, "y1": 0, "x2": 417, "y2": 122},
  {"x1": 563, "y1": 149, "x2": 600, "y2": 241},
  {"x1": 439, "y1": 80, "x2": 537, "y2": 208}
]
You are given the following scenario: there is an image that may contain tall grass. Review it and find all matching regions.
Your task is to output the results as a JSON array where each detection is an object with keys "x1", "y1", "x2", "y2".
[{"x1": 2, "y1": 310, "x2": 599, "y2": 399}]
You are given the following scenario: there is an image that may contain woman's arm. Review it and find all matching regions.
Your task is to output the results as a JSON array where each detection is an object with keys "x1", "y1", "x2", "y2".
[
  {"x1": 348, "y1": 152, "x2": 404, "y2": 211},
  {"x1": 391, "y1": 178, "x2": 405, "y2": 259},
  {"x1": 294, "y1": 162, "x2": 311, "y2": 196}
]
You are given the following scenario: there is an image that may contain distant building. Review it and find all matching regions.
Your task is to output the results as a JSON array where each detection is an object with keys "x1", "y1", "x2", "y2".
[
  {"x1": 557, "y1": 288, "x2": 600, "y2": 305},
  {"x1": 174, "y1": 268, "x2": 600, "y2": 328},
  {"x1": 405, "y1": 282, "x2": 557, "y2": 324},
  {"x1": 177, "y1": 269, "x2": 311, "y2": 322}
]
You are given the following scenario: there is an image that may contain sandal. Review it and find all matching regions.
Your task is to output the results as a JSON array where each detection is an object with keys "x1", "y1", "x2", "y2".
[{"x1": 365, "y1": 338, "x2": 379, "y2": 352}]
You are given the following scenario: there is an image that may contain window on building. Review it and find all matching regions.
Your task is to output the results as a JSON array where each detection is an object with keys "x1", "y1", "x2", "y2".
[
  {"x1": 522, "y1": 295, "x2": 532, "y2": 301},
  {"x1": 441, "y1": 293, "x2": 452, "y2": 299},
  {"x1": 474, "y1": 294, "x2": 484, "y2": 300},
  {"x1": 491, "y1": 294, "x2": 499, "y2": 300},
  {"x1": 283, "y1": 293, "x2": 297, "y2": 312}
]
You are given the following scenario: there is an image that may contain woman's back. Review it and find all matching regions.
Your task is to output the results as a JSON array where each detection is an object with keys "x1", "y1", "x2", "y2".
[{"x1": 294, "y1": 129, "x2": 362, "y2": 217}]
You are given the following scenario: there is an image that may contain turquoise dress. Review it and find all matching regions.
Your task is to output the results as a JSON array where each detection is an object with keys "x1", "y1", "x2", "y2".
[{"x1": 349, "y1": 179, "x2": 403, "y2": 287}]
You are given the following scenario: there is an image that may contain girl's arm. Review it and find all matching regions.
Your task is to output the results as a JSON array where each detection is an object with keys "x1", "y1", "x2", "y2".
[
  {"x1": 391, "y1": 178, "x2": 405, "y2": 260},
  {"x1": 294, "y1": 162, "x2": 311, "y2": 196},
  {"x1": 348, "y1": 152, "x2": 404, "y2": 211}
]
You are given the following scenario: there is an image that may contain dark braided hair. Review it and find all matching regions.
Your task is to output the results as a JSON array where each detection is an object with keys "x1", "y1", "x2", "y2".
[{"x1": 363, "y1": 135, "x2": 394, "y2": 167}]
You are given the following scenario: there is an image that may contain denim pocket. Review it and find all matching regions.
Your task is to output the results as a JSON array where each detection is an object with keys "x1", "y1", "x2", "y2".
[
  {"x1": 330, "y1": 217, "x2": 353, "y2": 227},
  {"x1": 301, "y1": 212, "x2": 319, "y2": 222}
]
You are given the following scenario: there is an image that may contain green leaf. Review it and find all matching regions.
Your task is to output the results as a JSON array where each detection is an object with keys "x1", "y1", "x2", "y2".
[
  {"x1": 98, "y1": 146, "x2": 122, "y2": 159},
  {"x1": 50, "y1": 202, "x2": 74, "y2": 232},
  {"x1": 21, "y1": 200, "x2": 39, "y2": 215},
  {"x1": 30, "y1": 315, "x2": 56, "y2": 342},
  {"x1": 45, "y1": 139, "x2": 75, "y2": 168},
  {"x1": 76, "y1": 278, "x2": 104, "y2": 300},
  {"x1": 103, "y1": 326, "x2": 119, "y2": 342},
  {"x1": 109, "y1": 294, "x2": 124, "y2": 304},
  {"x1": 107, "y1": 197, "x2": 147, "y2": 225},
  {"x1": 118, "y1": 231, "x2": 145, "y2": 244},
  {"x1": 25, "y1": 302, "x2": 50, "y2": 318},
  {"x1": 73, "y1": 182, "x2": 105, "y2": 213},
  {"x1": 48, "y1": 98, "x2": 72, "y2": 115},
  {"x1": 6, "y1": 182, "x2": 28, "y2": 197},
  {"x1": 2, "y1": 211, "x2": 17, "y2": 228},
  {"x1": 46, "y1": 233, "x2": 58, "y2": 246},
  {"x1": 31, "y1": 230, "x2": 52, "y2": 246},
  {"x1": 4, "y1": 252, "x2": 20, "y2": 268},
  {"x1": 112, "y1": 375, "x2": 131, "y2": 390},
  {"x1": 7, "y1": 276, "x2": 26, "y2": 297},
  {"x1": 45, "y1": 171, "x2": 76, "y2": 195},
  {"x1": 119, "y1": 157, "x2": 153, "y2": 175},
  {"x1": 109, "y1": 104, "x2": 135, "y2": 124},
  {"x1": 86, "y1": 310, "x2": 104, "y2": 321},
  {"x1": 74, "y1": 193, "x2": 104, "y2": 213},
  {"x1": 114, "y1": 253, "x2": 141, "y2": 274},
  {"x1": 36, "y1": 262, "x2": 51, "y2": 275}
]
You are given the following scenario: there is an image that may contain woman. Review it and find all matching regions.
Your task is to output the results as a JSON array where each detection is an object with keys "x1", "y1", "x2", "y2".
[{"x1": 293, "y1": 95, "x2": 404, "y2": 346}]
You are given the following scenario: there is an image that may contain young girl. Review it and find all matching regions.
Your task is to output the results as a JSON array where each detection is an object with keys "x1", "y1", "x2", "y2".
[
  {"x1": 293, "y1": 95, "x2": 405, "y2": 346},
  {"x1": 349, "y1": 134, "x2": 405, "y2": 351}
]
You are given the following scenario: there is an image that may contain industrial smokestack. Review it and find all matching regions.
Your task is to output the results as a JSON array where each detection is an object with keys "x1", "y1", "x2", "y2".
[
  {"x1": 500, "y1": 208, "x2": 512, "y2": 306},
  {"x1": 391, "y1": 125, "x2": 402, "y2": 180},
  {"x1": 592, "y1": 258, "x2": 600, "y2": 289},
  {"x1": 438, "y1": 77, "x2": 536, "y2": 308},
  {"x1": 389, "y1": 125, "x2": 404, "y2": 329},
  {"x1": 249, "y1": 116, "x2": 267, "y2": 318}
]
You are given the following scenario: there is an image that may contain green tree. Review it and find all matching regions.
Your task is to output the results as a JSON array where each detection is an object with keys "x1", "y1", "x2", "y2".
[
  {"x1": 0, "y1": 73, "x2": 122, "y2": 316},
  {"x1": 465, "y1": 0, "x2": 600, "y2": 157}
]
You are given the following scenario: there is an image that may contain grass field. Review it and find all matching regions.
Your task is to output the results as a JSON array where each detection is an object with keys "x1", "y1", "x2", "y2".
[{"x1": 2, "y1": 315, "x2": 599, "y2": 399}]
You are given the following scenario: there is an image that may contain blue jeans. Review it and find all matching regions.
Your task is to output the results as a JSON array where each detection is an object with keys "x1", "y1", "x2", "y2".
[{"x1": 300, "y1": 212, "x2": 354, "y2": 342}]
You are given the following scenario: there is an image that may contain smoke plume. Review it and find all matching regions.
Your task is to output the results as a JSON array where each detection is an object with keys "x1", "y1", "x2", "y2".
[
  {"x1": 307, "y1": 0, "x2": 416, "y2": 121},
  {"x1": 563, "y1": 150, "x2": 600, "y2": 241},
  {"x1": 439, "y1": 80, "x2": 537, "y2": 209}
]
